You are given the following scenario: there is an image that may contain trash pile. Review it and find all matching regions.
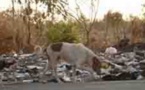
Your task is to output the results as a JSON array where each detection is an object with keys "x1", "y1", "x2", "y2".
[
  {"x1": 99, "y1": 46, "x2": 145, "y2": 81},
  {"x1": 0, "y1": 44, "x2": 145, "y2": 84},
  {"x1": 0, "y1": 53, "x2": 48, "y2": 83}
]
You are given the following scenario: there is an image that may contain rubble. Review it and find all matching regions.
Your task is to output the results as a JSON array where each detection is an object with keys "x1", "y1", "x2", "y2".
[
  {"x1": 1, "y1": 44, "x2": 145, "y2": 84},
  {"x1": 0, "y1": 53, "x2": 47, "y2": 84},
  {"x1": 99, "y1": 42, "x2": 145, "y2": 81},
  {"x1": 105, "y1": 47, "x2": 117, "y2": 55}
]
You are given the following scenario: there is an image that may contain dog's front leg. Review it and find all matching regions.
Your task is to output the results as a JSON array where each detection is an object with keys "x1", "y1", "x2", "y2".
[{"x1": 52, "y1": 65, "x2": 62, "y2": 83}]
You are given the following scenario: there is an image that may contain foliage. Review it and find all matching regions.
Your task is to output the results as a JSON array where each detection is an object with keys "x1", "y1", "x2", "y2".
[
  {"x1": 128, "y1": 16, "x2": 143, "y2": 43},
  {"x1": 66, "y1": 0, "x2": 100, "y2": 46},
  {"x1": 104, "y1": 11, "x2": 123, "y2": 27},
  {"x1": 0, "y1": 0, "x2": 145, "y2": 54},
  {"x1": 46, "y1": 21, "x2": 80, "y2": 43},
  {"x1": 103, "y1": 11, "x2": 124, "y2": 43}
]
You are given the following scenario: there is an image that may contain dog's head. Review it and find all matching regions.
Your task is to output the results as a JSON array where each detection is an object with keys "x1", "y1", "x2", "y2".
[
  {"x1": 42, "y1": 42, "x2": 63, "y2": 59},
  {"x1": 91, "y1": 56, "x2": 101, "y2": 75}
]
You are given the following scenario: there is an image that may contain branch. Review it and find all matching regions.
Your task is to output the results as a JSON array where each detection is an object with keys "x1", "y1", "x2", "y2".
[{"x1": 89, "y1": 0, "x2": 100, "y2": 32}]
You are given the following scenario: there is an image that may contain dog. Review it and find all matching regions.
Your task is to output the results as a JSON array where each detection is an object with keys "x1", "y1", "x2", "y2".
[{"x1": 44, "y1": 42, "x2": 101, "y2": 83}]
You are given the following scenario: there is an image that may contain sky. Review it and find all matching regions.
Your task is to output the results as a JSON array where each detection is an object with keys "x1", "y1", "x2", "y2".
[
  {"x1": 0, "y1": 0, "x2": 144, "y2": 20},
  {"x1": 68, "y1": 0, "x2": 144, "y2": 20},
  {"x1": 99, "y1": 0, "x2": 144, "y2": 19}
]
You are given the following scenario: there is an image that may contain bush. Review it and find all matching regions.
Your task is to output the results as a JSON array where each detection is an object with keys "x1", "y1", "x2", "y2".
[{"x1": 46, "y1": 21, "x2": 80, "y2": 43}]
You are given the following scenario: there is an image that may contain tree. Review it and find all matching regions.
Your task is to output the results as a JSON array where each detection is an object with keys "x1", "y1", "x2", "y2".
[
  {"x1": 103, "y1": 11, "x2": 123, "y2": 43},
  {"x1": 15, "y1": 0, "x2": 99, "y2": 46},
  {"x1": 129, "y1": 16, "x2": 143, "y2": 43},
  {"x1": 141, "y1": 3, "x2": 145, "y2": 41},
  {"x1": 65, "y1": 0, "x2": 100, "y2": 46},
  {"x1": 10, "y1": 0, "x2": 68, "y2": 48}
]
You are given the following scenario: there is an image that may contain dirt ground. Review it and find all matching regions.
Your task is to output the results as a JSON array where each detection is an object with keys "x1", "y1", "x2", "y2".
[{"x1": 0, "y1": 80, "x2": 145, "y2": 90}]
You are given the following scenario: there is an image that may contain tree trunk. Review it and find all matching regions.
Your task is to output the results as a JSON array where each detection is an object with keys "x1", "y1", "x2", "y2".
[
  {"x1": 27, "y1": 17, "x2": 31, "y2": 45},
  {"x1": 86, "y1": 30, "x2": 90, "y2": 46},
  {"x1": 12, "y1": 0, "x2": 18, "y2": 52}
]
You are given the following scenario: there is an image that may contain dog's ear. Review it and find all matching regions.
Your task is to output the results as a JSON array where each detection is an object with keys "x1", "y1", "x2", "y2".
[{"x1": 92, "y1": 57, "x2": 101, "y2": 75}]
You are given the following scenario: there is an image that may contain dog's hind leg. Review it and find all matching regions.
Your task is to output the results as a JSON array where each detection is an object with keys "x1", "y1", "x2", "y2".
[
  {"x1": 71, "y1": 64, "x2": 77, "y2": 83},
  {"x1": 0, "y1": 73, "x2": 5, "y2": 88}
]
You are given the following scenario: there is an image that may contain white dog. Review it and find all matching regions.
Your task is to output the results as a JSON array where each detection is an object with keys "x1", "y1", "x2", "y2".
[{"x1": 44, "y1": 42, "x2": 101, "y2": 83}]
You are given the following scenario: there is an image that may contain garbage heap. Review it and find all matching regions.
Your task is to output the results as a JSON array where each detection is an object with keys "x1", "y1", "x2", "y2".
[
  {"x1": 100, "y1": 46, "x2": 145, "y2": 81},
  {"x1": 0, "y1": 53, "x2": 48, "y2": 83},
  {"x1": 0, "y1": 47, "x2": 145, "y2": 84}
]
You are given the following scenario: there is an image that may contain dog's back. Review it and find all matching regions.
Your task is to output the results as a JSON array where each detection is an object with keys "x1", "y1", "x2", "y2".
[{"x1": 46, "y1": 42, "x2": 98, "y2": 66}]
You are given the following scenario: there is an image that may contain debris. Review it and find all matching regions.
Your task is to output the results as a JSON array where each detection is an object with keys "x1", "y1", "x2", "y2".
[
  {"x1": 1, "y1": 43, "x2": 145, "y2": 84},
  {"x1": 105, "y1": 47, "x2": 117, "y2": 55}
]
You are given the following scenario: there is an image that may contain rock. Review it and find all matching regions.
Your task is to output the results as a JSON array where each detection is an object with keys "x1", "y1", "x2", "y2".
[
  {"x1": 137, "y1": 75, "x2": 144, "y2": 80},
  {"x1": 102, "y1": 74, "x2": 117, "y2": 81},
  {"x1": 141, "y1": 70, "x2": 145, "y2": 77},
  {"x1": 23, "y1": 79, "x2": 33, "y2": 83},
  {"x1": 101, "y1": 68, "x2": 111, "y2": 75},
  {"x1": 135, "y1": 51, "x2": 145, "y2": 57},
  {"x1": 139, "y1": 61, "x2": 145, "y2": 69},
  {"x1": 27, "y1": 65, "x2": 43, "y2": 70},
  {"x1": 47, "y1": 78, "x2": 59, "y2": 83},
  {"x1": 125, "y1": 61, "x2": 139, "y2": 66},
  {"x1": 116, "y1": 72, "x2": 132, "y2": 80},
  {"x1": 61, "y1": 75, "x2": 71, "y2": 82},
  {"x1": 105, "y1": 47, "x2": 117, "y2": 55}
]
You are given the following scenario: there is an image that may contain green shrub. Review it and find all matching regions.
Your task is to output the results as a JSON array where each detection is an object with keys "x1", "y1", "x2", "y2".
[{"x1": 46, "y1": 21, "x2": 80, "y2": 43}]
